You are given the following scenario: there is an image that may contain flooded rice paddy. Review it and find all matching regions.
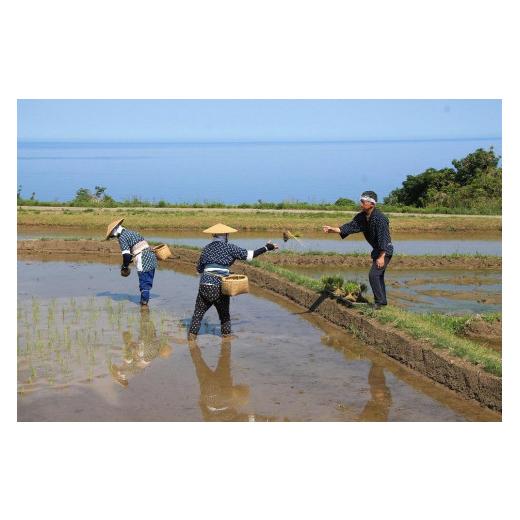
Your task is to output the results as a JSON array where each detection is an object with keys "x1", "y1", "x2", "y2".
[
  {"x1": 290, "y1": 266, "x2": 501, "y2": 314},
  {"x1": 17, "y1": 227, "x2": 502, "y2": 256},
  {"x1": 17, "y1": 260, "x2": 498, "y2": 421}
]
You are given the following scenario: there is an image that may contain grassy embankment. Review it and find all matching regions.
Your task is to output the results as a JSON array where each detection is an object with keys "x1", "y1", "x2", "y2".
[
  {"x1": 250, "y1": 260, "x2": 502, "y2": 376},
  {"x1": 17, "y1": 197, "x2": 501, "y2": 215},
  {"x1": 17, "y1": 207, "x2": 501, "y2": 233}
]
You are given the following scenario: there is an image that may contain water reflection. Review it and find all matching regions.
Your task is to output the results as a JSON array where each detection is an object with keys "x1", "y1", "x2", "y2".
[
  {"x1": 321, "y1": 332, "x2": 391, "y2": 421},
  {"x1": 188, "y1": 332, "x2": 393, "y2": 422},
  {"x1": 358, "y1": 364, "x2": 392, "y2": 422},
  {"x1": 110, "y1": 310, "x2": 173, "y2": 387},
  {"x1": 188, "y1": 338, "x2": 275, "y2": 422},
  {"x1": 18, "y1": 261, "x2": 501, "y2": 421}
]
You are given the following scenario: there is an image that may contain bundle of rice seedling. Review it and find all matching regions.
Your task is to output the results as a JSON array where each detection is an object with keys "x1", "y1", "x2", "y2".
[
  {"x1": 282, "y1": 229, "x2": 303, "y2": 245},
  {"x1": 320, "y1": 275, "x2": 368, "y2": 302}
]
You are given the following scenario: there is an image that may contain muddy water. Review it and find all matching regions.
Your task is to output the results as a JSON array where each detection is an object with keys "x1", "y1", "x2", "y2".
[
  {"x1": 17, "y1": 227, "x2": 502, "y2": 256},
  {"x1": 290, "y1": 266, "x2": 501, "y2": 314},
  {"x1": 17, "y1": 260, "x2": 499, "y2": 421}
]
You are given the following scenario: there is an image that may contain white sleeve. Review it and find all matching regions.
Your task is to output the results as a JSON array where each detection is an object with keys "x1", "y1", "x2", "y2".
[
  {"x1": 246, "y1": 250, "x2": 254, "y2": 262},
  {"x1": 121, "y1": 249, "x2": 131, "y2": 255}
]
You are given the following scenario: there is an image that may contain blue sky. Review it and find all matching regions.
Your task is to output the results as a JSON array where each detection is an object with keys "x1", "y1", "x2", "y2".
[{"x1": 17, "y1": 99, "x2": 501, "y2": 142}]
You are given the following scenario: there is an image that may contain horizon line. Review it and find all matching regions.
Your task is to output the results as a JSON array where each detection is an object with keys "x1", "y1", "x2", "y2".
[{"x1": 17, "y1": 136, "x2": 502, "y2": 145}]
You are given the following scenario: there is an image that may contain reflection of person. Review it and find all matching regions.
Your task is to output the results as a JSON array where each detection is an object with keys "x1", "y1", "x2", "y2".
[
  {"x1": 323, "y1": 191, "x2": 393, "y2": 309},
  {"x1": 358, "y1": 363, "x2": 392, "y2": 421},
  {"x1": 320, "y1": 334, "x2": 391, "y2": 421},
  {"x1": 110, "y1": 311, "x2": 172, "y2": 387},
  {"x1": 105, "y1": 217, "x2": 158, "y2": 307},
  {"x1": 188, "y1": 338, "x2": 250, "y2": 421},
  {"x1": 188, "y1": 223, "x2": 278, "y2": 338},
  {"x1": 188, "y1": 338, "x2": 275, "y2": 422}
]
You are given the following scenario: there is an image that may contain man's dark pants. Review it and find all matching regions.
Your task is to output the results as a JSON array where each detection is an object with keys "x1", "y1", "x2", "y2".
[{"x1": 368, "y1": 255, "x2": 392, "y2": 305}]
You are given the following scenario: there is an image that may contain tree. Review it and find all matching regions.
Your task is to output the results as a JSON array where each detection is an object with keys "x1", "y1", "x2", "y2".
[
  {"x1": 334, "y1": 197, "x2": 356, "y2": 207},
  {"x1": 71, "y1": 186, "x2": 115, "y2": 206},
  {"x1": 94, "y1": 186, "x2": 107, "y2": 200},
  {"x1": 452, "y1": 147, "x2": 500, "y2": 186},
  {"x1": 384, "y1": 147, "x2": 501, "y2": 210},
  {"x1": 72, "y1": 188, "x2": 93, "y2": 205}
]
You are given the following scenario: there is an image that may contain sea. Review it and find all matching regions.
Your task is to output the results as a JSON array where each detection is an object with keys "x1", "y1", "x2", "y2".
[{"x1": 17, "y1": 138, "x2": 502, "y2": 204}]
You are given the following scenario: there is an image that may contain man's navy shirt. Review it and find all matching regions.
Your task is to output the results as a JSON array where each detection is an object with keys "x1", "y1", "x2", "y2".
[{"x1": 339, "y1": 208, "x2": 394, "y2": 259}]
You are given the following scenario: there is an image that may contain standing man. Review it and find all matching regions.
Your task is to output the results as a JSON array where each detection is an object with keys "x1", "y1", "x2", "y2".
[
  {"x1": 323, "y1": 191, "x2": 393, "y2": 309},
  {"x1": 105, "y1": 218, "x2": 158, "y2": 307}
]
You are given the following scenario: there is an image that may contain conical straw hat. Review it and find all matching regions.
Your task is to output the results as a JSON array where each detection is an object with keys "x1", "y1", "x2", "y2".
[
  {"x1": 203, "y1": 223, "x2": 238, "y2": 234},
  {"x1": 105, "y1": 218, "x2": 125, "y2": 240}
]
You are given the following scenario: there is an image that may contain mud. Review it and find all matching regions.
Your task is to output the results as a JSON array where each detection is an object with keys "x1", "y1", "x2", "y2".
[
  {"x1": 401, "y1": 275, "x2": 499, "y2": 286},
  {"x1": 17, "y1": 238, "x2": 502, "y2": 269},
  {"x1": 460, "y1": 317, "x2": 502, "y2": 353},
  {"x1": 18, "y1": 241, "x2": 502, "y2": 411},
  {"x1": 17, "y1": 259, "x2": 499, "y2": 421},
  {"x1": 267, "y1": 253, "x2": 502, "y2": 270},
  {"x1": 418, "y1": 289, "x2": 502, "y2": 305}
]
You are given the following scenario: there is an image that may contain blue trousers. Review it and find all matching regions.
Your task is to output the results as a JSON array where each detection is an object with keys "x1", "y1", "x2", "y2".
[{"x1": 137, "y1": 269, "x2": 155, "y2": 303}]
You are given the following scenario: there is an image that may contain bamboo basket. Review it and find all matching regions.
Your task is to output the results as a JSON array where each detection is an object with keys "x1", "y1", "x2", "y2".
[
  {"x1": 153, "y1": 244, "x2": 172, "y2": 261},
  {"x1": 221, "y1": 274, "x2": 249, "y2": 296}
]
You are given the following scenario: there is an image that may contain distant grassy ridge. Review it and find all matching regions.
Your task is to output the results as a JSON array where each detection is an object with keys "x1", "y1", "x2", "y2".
[
  {"x1": 17, "y1": 197, "x2": 501, "y2": 215},
  {"x1": 17, "y1": 207, "x2": 501, "y2": 232}
]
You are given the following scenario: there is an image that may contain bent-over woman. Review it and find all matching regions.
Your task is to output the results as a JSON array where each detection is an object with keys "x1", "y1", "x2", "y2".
[{"x1": 105, "y1": 217, "x2": 158, "y2": 307}]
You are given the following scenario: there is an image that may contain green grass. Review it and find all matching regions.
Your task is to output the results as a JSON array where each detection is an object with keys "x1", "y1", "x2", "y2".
[
  {"x1": 250, "y1": 260, "x2": 323, "y2": 291},
  {"x1": 250, "y1": 260, "x2": 366, "y2": 296},
  {"x1": 480, "y1": 312, "x2": 502, "y2": 323},
  {"x1": 17, "y1": 206, "x2": 501, "y2": 233},
  {"x1": 424, "y1": 312, "x2": 501, "y2": 334},
  {"x1": 359, "y1": 306, "x2": 501, "y2": 376}
]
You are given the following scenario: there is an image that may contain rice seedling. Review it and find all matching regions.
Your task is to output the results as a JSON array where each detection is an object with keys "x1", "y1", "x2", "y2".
[
  {"x1": 320, "y1": 275, "x2": 344, "y2": 292},
  {"x1": 18, "y1": 295, "x2": 173, "y2": 392},
  {"x1": 31, "y1": 298, "x2": 40, "y2": 325},
  {"x1": 72, "y1": 305, "x2": 81, "y2": 324}
]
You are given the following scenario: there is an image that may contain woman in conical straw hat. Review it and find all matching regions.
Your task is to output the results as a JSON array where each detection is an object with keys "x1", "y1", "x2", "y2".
[
  {"x1": 188, "y1": 223, "x2": 278, "y2": 339},
  {"x1": 105, "y1": 218, "x2": 158, "y2": 307}
]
